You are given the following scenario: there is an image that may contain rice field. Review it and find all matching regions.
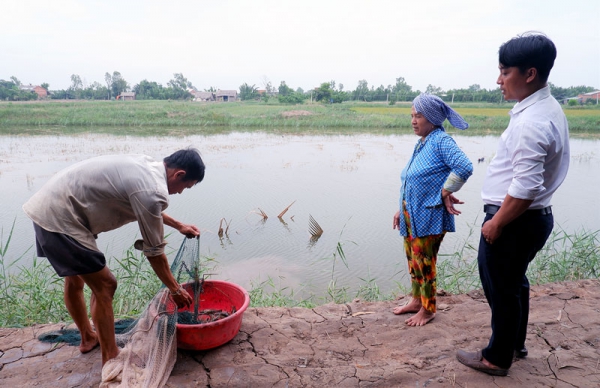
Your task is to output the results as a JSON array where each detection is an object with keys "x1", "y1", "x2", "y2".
[{"x1": 1, "y1": 100, "x2": 598, "y2": 134}]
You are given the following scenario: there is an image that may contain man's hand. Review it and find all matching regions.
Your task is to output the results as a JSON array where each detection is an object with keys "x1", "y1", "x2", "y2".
[
  {"x1": 162, "y1": 213, "x2": 200, "y2": 238},
  {"x1": 171, "y1": 286, "x2": 193, "y2": 308},
  {"x1": 482, "y1": 195, "x2": 533, "y2": 244},
  {"x1": 482, "y1": 218, "x2": 503, "y2": 244},
  {"x1": 147, "y1": 253, "x2": 194, "y2": 308},
  {"x1": 178, "y1": 223, "x2": 200, "y2": 238}
]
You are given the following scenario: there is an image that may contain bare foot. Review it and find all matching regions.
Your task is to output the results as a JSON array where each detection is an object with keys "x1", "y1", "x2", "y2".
[
  {"x1": 79, "y1": 333, "x2": 100, "y2": 354},
  {"x1": 102, "y1": 348, "x2": 120, "y2": 366},
  {"x1": 405, "y1": 307, "x2": 435, "y2": 326},
  {"x1": 393, "y1": 298, "x2": 421, "y2": 315}
]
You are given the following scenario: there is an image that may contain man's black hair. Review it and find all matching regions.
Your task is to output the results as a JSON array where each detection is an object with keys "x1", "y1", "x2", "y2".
[
  {"x1": 498, "y1": 32, "x2": 557, "y2": 83},
  {"x1": 164, "y1": 148, "x2": 205, "y2": 183}
]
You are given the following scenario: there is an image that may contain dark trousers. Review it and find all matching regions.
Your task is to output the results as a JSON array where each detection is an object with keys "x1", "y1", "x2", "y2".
[{"x1": 478, "y1": 211, "x2": 553, "y2": 369}]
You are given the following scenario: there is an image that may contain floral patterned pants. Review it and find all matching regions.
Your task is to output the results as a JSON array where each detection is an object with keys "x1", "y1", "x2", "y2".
[{"x1": 403, "y1": 202, "x2": 445, "y2": 313}]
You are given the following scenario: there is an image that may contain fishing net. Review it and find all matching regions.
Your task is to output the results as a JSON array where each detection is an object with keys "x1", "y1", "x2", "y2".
[
  {"x1": 36, "y1": 236, "x2": 233, "y2": 387},
  {"x1": 99, "y1": 236, "x2": 204, "y2": 388}
]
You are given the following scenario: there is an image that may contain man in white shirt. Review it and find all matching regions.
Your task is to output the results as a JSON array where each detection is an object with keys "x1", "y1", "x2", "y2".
[
  {"x1": 23, "y1": 148, "x2": 205, "y2": 365},
  {"x1": 457, "y1": 32, "x2": 570, "y2": 376}
]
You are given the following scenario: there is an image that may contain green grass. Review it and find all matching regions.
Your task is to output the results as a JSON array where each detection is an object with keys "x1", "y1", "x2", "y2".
[
  {"x1": 1, "y1": 100, "x2": 599, "y2": 134},
  {"x1": 1, "y1": 206, "x2": 598, "y2": 327},
  {"x1": 0, "y1": 223, "x2": 597, "y2": 327},
  {"x1": 437, "y1": 226, "x2": 600, "y2": 294}
]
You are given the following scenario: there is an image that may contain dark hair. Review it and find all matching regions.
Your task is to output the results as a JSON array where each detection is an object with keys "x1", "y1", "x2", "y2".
[
  {"x1": 163, "y1": 148, "x2": 205, "y2": 183},
  {"x1": 498, "y1": 32, "x2": 557, "y2": 83}
]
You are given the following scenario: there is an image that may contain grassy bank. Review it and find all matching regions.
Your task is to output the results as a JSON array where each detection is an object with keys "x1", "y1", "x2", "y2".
[
  {"x1": 1, "y1": 100, "x2": 599, "y2": 135},
  {"x1": 0, "y1": 222, "x2": 597, "y2": 327}
]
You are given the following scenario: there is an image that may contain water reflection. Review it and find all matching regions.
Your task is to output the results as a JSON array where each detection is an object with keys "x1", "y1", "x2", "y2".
[{"x1": 0, "y1": 132, "x2": 598, "y2": 298}]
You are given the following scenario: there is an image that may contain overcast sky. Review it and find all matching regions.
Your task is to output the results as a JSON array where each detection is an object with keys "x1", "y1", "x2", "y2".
[{"x1": 2, "y1": 0, "x2": 599, "y2": 92}]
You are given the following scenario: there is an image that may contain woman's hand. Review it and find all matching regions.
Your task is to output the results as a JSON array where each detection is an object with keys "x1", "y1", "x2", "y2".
[
  {"x1": 442, "y1": 189, "x2": 464, "y2": 215},
  {"x1": 393, "y1": 210, "x2": 400, "y2": 230}
]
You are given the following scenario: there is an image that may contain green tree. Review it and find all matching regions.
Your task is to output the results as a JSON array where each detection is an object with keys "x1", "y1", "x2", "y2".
[
  {"x1": 81, "y1": 81, "x2": 109, "y2": 100},
  {"x1": 261, "y1": 76, "x2": 274, "y2": 95},
  {"x1": 239, "y1": 83, "x2": 258, "y2": 101},
  {"x1": 277, "y1": 82, "x2": 307, "y2": 104},
  {"x1": 168, "y1": 73, "x2": 193, "y2": 90},
  {"x1": 167, "y1": 73, "x2": 193, "y2": 99},
  {"x1": 104, "y1": 72, "x2": 112, "y2": 99},
  {"x1": 353, "y1": 80, "x2": 369, "y2": 101},
  {"x1": 40, "y1": 83, "x2": 49, "y2": 90},
  {"x1": 390, "y1": 77, "x2": 416, "y2": 102},
  {"x1": 133, "y1": 80, "x2": 166, "y2": 100},
  {"x1": 0, "y1": 78, "x2": 36, "y2": 101},
  {"x1": 9, "y1": 76, "x2": 21, "y2": 86},
  {"x1": 278, "y1": 92, "x2": 306, "y2": 104},
  {"x1": 69, "y1": 74, "x2": 83, "y2": 99},
  {"x1": 373, "y1": 84, "x2": 388, "y2": 101},
  {"x1": 278, "y1": 81, "x2": 293, "y2": 96},
  {"x1": 314, "y1": 82, "x2": 333, "y2": 102},
  {"x1": 110, "y1": 71, "x2": 129, "y2": 98},
  {"x1": 70, "y1": 74, "x2": 83, "y2": 90},
  {"x1": 425, "y1": 84, "x2": 443, "y2": 95}
]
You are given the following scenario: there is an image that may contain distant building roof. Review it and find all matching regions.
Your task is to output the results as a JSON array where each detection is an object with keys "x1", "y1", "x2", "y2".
[
  {"x1": 120, "y1": 92, "x2": 136, "y2": 97},
  {"x1": 19, "y1": 84, "x2": 37, "y2": 91},
  {"x1": 194, "y1": 91, "x2": 214, "y2": 99},
  {"x1": 216, "y1": 90, "x2": 237, "y2": 97}
]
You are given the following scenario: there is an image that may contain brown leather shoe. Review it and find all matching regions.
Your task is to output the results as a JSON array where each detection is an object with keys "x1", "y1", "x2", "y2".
[{"x1": 456, "y1": 349, "x2": 508, "y2": 376}]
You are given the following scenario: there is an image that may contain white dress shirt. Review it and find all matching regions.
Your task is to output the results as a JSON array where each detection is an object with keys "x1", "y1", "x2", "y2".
[{"x1": 481, "y1": 86, "x2": 570, "y2": 209}]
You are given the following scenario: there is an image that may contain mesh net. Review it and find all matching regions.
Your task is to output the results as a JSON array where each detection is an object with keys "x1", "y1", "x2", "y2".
[{"x1": 100, "y1": 237, "x2": 204, "y2": 388}]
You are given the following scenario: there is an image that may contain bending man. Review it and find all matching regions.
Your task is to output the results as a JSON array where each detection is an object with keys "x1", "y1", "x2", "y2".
[{"x1": 23, "y1": 148, "x2": 205, "y2": 365}]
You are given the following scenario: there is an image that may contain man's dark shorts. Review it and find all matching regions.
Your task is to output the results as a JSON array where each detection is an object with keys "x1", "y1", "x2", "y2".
[{"x1": 33, "y1": 223, "x2": 106, "y2": 277}]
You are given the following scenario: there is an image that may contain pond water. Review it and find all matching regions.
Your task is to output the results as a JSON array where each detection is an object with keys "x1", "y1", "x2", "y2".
[{"x1": 1, "y1": 132, "x2": 598, "y2": 298}]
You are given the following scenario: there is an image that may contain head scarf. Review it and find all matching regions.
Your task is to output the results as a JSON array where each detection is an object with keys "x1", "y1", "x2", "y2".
[{"x1": 412, "y1": 93, "x2": 469, "y2": 130}]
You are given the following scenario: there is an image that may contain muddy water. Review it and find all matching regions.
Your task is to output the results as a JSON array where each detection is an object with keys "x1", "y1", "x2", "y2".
[{"x1": 1, "y1": 132, "x2": 598, "y2": 297}]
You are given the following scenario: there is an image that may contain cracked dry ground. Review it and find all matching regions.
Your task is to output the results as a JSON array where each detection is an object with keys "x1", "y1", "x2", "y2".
[{"x1": 1, "y1": 279, "x2": 599, "y2": 387}]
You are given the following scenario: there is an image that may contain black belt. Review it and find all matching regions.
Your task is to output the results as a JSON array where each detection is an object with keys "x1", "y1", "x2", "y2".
[{"x1": 483, "y1": 204, "x2": 552, "y2": 216}]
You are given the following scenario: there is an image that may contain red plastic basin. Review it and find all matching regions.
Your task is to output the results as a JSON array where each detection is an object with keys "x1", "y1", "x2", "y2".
[{"x1": 176, "y1": 280, "x2": 250, "y2": 350}]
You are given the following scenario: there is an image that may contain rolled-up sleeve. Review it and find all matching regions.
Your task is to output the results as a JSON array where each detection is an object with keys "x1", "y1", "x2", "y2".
[
  {"x1": 507, "y1": 122, "x2": 548, "y2": 200},
  {"x1": 130, "y1": 191, "x2": 169, "y2": 257}
]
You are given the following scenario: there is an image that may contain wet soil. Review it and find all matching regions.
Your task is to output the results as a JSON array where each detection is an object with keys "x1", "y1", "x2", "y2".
[{"x1": 1, "y1": 279, "x2": 599, "y2": 387}]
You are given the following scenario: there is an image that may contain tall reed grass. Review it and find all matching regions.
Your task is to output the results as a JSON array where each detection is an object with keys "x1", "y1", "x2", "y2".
[
  {"x1": 437, "y1": 226, "x2": 600, "y2": 294},
  {"x1": 0, "y1": 224, "x2": 597, "y2": 327}
]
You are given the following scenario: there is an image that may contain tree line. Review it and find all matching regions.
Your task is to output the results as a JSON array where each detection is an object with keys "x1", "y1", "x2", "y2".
[{"x1": 1, "y1": 73, "x2": 597, "y2": 104}]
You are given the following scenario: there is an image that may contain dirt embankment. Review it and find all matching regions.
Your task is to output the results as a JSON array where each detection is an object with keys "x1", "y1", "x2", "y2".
[{"x1": 1, "y1": 279, "x2": 599, "y2": 387}]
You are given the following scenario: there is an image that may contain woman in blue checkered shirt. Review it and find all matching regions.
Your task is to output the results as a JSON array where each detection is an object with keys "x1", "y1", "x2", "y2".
[{"x1": 392, "y1": 94, "x2": 473, "y2": 326}]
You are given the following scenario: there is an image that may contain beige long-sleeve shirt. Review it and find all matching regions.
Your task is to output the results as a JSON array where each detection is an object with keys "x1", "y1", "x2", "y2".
[{"x1": 23, "y1": 154, "x2": 169, "y2": 256}]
